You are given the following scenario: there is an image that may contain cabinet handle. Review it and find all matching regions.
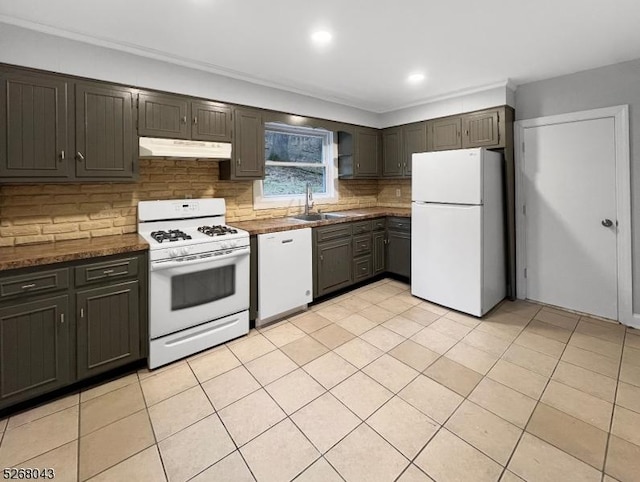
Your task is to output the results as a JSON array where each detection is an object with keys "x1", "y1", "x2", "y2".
[
  {"x1": 21, "y1": 283, "x2": 36, "y2": 289},
  {"x1": 103, "y1": 269, "x2": 115, "y2": 275},
  {"x1": 181, "y1": 116, "x2": 187, "y2": 124},
  {"x1": 80, "y1": 308, "x2": 84, "y2": 318},
  {"x1": 397, "y1": 163, "x2": 401, "y2": 168},
  {"x1": 320, "y1": 254, "x2": 324, "y2": 261},
  {"x1": 193, "y1": 116, "x2": 198, "y2": 125},
  {"x1": 76, "y1": 151, "x2": 85, "y2": 162},
  {"x1": 465, "y1": 130, "x2": 469, "y2": 136},
  {"x1": 60, "y1": 314, "x2": 64, "y2": 324},
  {"x1": 361, "y1": 267, "x2": 366, "y2": 271},
  {"x1": 60, "y1": 150, "x2": 65, "y2": 161},
  {"x1": 237, "y1": 158, "x2": 241, "y2": 166},
  {"x1": 357, "y1": 163, "x2": 360, "y2": 168},
  {"x1": 404, "y1": 163, "x2": 407, "y2": 168}
]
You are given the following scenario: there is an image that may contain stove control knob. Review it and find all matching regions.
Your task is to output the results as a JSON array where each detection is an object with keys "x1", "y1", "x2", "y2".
[
  {"x1": 169, "y1": 248, "x2": 179, "y2": 258},
  {"x1": 228, "y1": 240, "x2": 237, "y2": 248},
  {"x1": 220, "y1": 241, "x2": 229, "y2": 249},
  {"x1": 180, "y1": 247, "x2": 191, "y2": 256}
]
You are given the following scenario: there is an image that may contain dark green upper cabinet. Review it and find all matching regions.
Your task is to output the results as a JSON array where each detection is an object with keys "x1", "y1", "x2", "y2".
[
  {"x1": 402, "y1": 122, "x2": 427, "y2": 175},
  {"x1": 0, "y1": 295, "x2": 70, "y2": 409},
  {"x1": 220, "y1": 107, "x2": 264, "y2": 180},
  {"x1": 381, "y1": 122, "x2": 427, "y2": 178},
  {"x1": 429, "y1": 117, "x2": 462, "y2": 151},
  {"x1": 75, "y1": 82, "x2": 135, "y2": 178},
  {"x1": 382, "y1": 127, "x2": 402, "y2": 177},
  {"x1": 137, "y1": 92, "x2": 189, "y2": 139},
  {"x1": 0, "y1": 69, "x2": 69, "y2": 179},
  {"x1": 192, "y1": 101, "x2": 232, "y2": 142},
  {"x1": 462, "y1": 109, "x2": 500, "y2": 148},
  {"x1": 355, "y1": 128, "x2": 380, "y2": 177}
]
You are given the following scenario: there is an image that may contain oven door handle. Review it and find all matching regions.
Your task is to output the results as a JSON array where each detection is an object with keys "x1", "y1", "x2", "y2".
[{"x1": 150, "y1": 247, "x2": 250, "y2": 271}]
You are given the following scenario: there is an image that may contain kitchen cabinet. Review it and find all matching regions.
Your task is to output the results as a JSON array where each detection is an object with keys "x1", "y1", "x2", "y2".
[
  {"x1": 0, "y1": 295, "x2": 71, "y2": 408},
  {"x1": 429, "y1": 117, "x2": 462, "y2": 151},
  {"x1": 0, "y1": 251, "x2": 148, "y2": 410},
  {"x1": 338, "y1": 127, "x2": 381, "y2": 179},
  {"x1": 313, "y1": 217, "x2": 387, "y2": 298},
  {"x1": 382, "y1": 122, "x2": 427, "y2": 178},
  {"x1": 75, "y1": 82, "x2": 135, "y2": 178},
  {"x1": 386, "y1": 217, "x2": 411, "y2": 278},
  {"x1": 76, "y1": 281, "x2": 140, "y2": 380},
  {"x1": 138, "y1": 92, "x2": 232, "y2": 143},
  {"x1": 220, "y1": 107, "x2": 264, "y2": 180},
  {"x1": 0, "y1": 68, "x2": 70, "y2": 179},
  {"x1": 0, "y1": 65, "x2": 138, "y2": 182},
  {"x1": 462, "y1": 109, "x2": 500, "y2": 148}
]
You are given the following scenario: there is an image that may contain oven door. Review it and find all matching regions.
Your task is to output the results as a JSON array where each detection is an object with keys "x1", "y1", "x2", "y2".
[{"x1": 149, "y1": 247, "x2": 250, "y2": 339}]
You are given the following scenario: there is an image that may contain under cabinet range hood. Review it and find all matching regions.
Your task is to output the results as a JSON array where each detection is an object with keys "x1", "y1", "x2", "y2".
[{"x1": 139, "y1": 137, "x2": 232, "y2": 159}]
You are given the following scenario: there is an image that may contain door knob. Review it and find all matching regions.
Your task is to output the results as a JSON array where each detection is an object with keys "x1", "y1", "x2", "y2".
[{"x1": 601, "y1": 219, "x2": 613, "y2": 227}]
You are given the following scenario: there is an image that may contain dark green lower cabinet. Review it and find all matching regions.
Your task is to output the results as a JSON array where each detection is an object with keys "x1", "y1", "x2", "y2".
[
  {"x1": 316, "y1": 238, "x2": 352, "y2": 297},
  {"x1": 76, "y1": 281, "x2": 140, "y2": 380},
  {"x1": 386, "y1": 231, "x2": 411, "y2": 278},
  {"x1": 373, "y1": 231, "x2": 386, "y2": 275},
  {"x1": 0, "y1": 296, "x2": 70, "y2": 409}
]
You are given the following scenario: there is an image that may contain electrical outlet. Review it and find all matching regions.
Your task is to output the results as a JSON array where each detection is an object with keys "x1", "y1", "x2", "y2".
[{"x1": 395, "y1": 188, "x2": 401, "y2": 197}]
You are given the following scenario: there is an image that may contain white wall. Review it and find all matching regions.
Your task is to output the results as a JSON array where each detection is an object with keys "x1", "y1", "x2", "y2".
[
  {"x1": 379, "y1": 84, "x2": 513, "y2": 128},
  {"x1": 0, "y1": 23, "x2": 379, "y2": 127},
  {"x1": 515, "y1": 58, "x2": 640, "y2": 313}
]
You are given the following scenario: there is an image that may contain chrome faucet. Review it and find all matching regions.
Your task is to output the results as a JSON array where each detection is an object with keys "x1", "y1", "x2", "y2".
[{"x1": 304, "y1": 182, "x2": 314, "y2": 215}]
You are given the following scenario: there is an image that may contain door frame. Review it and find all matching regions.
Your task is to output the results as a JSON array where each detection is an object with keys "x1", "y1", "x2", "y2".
[{"x1": 514, "y1": 105, "x2": 634, "y2": 326}]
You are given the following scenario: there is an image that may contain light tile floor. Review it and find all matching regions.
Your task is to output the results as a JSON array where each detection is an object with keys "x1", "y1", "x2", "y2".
[{"x1": 0, "y1": 278, "x2": 639, "y2": 481}]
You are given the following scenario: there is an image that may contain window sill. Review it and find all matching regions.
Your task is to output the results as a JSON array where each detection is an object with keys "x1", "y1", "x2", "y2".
[{"x1": 252, "y1": 193, "x2": 340, "y2": 211}]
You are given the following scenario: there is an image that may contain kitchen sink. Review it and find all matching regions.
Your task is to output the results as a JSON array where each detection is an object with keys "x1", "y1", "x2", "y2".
[{"x1": 291, "y1": 213, "x2": 346, "y2": 222}]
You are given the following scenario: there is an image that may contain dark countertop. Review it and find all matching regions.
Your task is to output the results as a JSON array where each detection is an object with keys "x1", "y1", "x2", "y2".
[
  {"x1": 229, "y1": 207, "x2": 411, "y2": 235},
  {"x1": 0, "y1": 234, "x2": 149, "y2": 271}
]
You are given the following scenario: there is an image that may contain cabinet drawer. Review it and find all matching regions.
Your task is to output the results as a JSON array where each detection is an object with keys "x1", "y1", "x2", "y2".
[
  {"x1": 353, "y1": 234, "x2": 372, "y2": 256},
  {"x1": 353, "y1": 256, "x2": 372, "y2": 281},
  {"x1": 373, "y1": 218, "x2": 386, "y2": 231},
  {"x1": 315, "y1": 223, "x2": 352, "y2": 243},
  {"x1": 0, "y1": 268, "x2": 69, "y2": 299},
  {"x1": 75, "y1": 257, "x2": 139, "y2": 286},
  {"x1": 352, "y1": 221, "x2": 372, "y2": 235},
  {"x1": 387, "y1": 217, "x2": 411, "y2": 232}
]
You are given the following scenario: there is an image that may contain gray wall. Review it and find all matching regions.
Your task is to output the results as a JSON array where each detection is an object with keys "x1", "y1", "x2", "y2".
[{"x1": 515, "y1": 58, "x2": 640, "y2": 312}]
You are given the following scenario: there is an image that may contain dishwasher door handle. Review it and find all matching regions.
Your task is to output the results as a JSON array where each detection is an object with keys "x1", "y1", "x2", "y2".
[{"x1": 281, "y1": 239, "x2": 294, "y2": 244}]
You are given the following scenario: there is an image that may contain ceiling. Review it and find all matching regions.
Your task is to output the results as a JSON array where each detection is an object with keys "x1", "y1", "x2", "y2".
[{"x1": 1, "y1": 0, "x2": 640, "y2": 113}]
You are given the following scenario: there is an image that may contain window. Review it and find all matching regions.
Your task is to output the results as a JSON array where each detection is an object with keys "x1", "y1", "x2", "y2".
[{"x1": 253, "y1": 123, "x2": 337, "y2": 209}]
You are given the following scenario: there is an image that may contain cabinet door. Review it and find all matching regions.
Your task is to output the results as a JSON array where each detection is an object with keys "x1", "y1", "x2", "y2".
[
  {"x1": 75, "y1": 83, "x2": 135, "y2": 178},
  {"x1": 430, "y1": 117, "x2": 462, "y2": 151},
  {"x1": 0, "y1": 296, "x2": 70, "y2": 409},
  {"x1": 138, "y1": 92, "x2": 189, "y2": 139},
  {"x1": 402, "y1": 122, "x2": 427, "y2": 176},
  {"x1": 316, "y1": 238, "x2": 352, "y2": 297},
  {"x1": 462, "y1": 109, "x2": 500, "y2": 148},
  {"x1": 76, "y1": 281, "x2": 140, "y2": 380},
  {"x1": 382, "y1": 127, "x2": 402, "y2": 177},
  {"x1": 191, "y1": 101, "x2": 232, "y2": 142},
  {"x1": 0, "y1": 70, "x2": 69, "y2": 178},
  {"x1": 386, "y1": 231, "x2": 411, "y2": 278},
  {"x1": 232, "y1": 107, "x2": 264, "y2": 178},
  {"x1": 373, "y1": 231, "x2": 386, "y2": 275},
  {"x1": 354, "y1": 128, "x2": 380, "y2": 177}
]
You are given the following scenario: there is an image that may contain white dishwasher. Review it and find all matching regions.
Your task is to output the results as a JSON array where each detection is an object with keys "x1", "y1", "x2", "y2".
[{"x1": 257, "y1": 228, "x2": 313, "y2": 327}]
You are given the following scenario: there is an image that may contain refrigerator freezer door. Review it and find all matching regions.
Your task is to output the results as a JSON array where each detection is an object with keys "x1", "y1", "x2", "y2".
[
  {"x1": 411, "y1": 202, "x2": 483, "y2": 316},
  {"x1": 412, "y1": 149, "x2": 483, "y2": 204}
]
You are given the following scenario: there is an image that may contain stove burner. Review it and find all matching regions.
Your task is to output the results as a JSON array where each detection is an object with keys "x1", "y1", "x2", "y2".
[
  {"x1": 150, "y1": 230, "x2": 192, "y2": 243},
  {"x1": 197, "y1": 225, "x2": 239, "y2": 237}
]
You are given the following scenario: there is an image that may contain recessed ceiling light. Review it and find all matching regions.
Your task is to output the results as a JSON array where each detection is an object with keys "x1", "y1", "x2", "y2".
[
  {"x1": 407, "y1": 73, "x2": 425, "y2": 84},
  {"x1": 311, "y1": 30, "x2": 332, "y2": 45}
]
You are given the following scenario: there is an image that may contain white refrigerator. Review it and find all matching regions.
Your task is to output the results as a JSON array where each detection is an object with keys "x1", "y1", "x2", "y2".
[{"x1": 411, "y1": 148, "x2": 505, "y2": 316}]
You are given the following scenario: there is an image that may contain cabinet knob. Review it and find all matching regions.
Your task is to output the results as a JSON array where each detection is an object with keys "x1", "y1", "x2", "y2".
[
  {"x1": 237, "y1": 158, "x2": 241, "y2": 166},
  {"x1": 193, "y1": 116, "x2": 198, "y2": 125},
  {"x1": 356, "y1": 163, "x2": 360, "y2": 168},
  {"x1": 76, "y1": 151, "x2": 85, "y2": 162},
  {"x1": 181, "y1": 116, "x2": 187, "y2": 124},
  {"x1": 60, "y1": 150, "x2": 65, "y2": 161},
  {"x1": 397, "y1": 163, "x2": 401, "y2": 168}
]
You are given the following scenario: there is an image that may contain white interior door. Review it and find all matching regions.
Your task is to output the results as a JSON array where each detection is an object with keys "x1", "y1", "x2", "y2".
[{"x1": 523, "y1": 117, "x2": 618, "y2": 319}]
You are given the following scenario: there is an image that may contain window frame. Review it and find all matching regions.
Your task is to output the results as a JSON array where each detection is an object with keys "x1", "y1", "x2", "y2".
[{"x1": 253, "y1": 123, "x2": 339, "y2": 210}]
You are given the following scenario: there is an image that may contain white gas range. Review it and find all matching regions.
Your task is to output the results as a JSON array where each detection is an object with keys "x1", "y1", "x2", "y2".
[{"x1": 138, "y1": 198, "x2": 250, "y2": 369}]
